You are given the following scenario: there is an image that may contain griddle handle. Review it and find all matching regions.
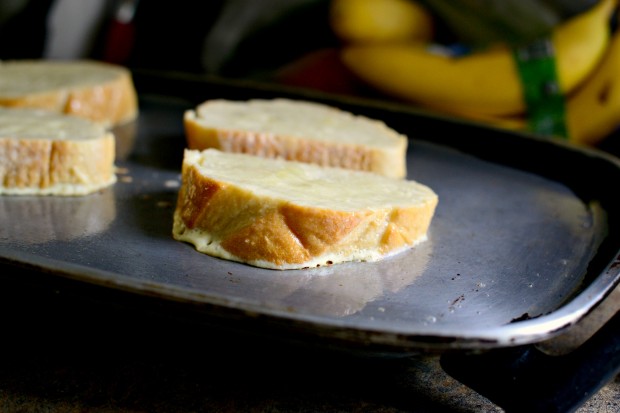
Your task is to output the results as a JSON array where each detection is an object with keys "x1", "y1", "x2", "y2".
[{"x1": 439, "y1": 310, "x2": 620, "y2": 413}]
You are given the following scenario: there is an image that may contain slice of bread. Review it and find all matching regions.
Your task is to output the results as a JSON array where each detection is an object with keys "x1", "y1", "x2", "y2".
[
  {"x1": 172, "y1": 148, "x2": 438, "y2": 270},
  {"x1": 0, "y1": 107, "x2": 116, "y2": 196},
  {"x1": 0, "y1": 59, "x2": 138, "y2": 128},
  {"x1": 184, "y1": 98, "x2": 408, "y2": 178}
]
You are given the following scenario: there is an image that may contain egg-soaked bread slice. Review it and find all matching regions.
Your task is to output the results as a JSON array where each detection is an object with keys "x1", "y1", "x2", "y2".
[
  {"x1": 172, "y1": 149, "x2": 437, "y2": 270},
  {"x1": 0, "y1": 107, "x2": 116, "y2": 196},
  {"x1": 184, "y1": 98, "x2": 408, "y2": 178},
  {"x1": 0, "y1": 59, "x2": 138, "y2": 128}
]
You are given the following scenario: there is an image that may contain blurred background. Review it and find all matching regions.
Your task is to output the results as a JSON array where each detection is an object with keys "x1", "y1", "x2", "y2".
[{"x1": 1, "y1": 0, "x2": 619, "y2": 154}]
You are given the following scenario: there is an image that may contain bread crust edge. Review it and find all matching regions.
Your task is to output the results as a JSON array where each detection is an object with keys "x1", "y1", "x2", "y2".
[
  {"x1": 0, "y1": 132, "x2": 117, "y2": 196},
  {"x1": 0, "y1": 66, "x2": 138, "y2": 128},
  {"x1": 183, "y1": 109, "x2": 407, "y2": 179},
  {"x1": 172, "y1": 161, "x2": 437, "y2": 270}
]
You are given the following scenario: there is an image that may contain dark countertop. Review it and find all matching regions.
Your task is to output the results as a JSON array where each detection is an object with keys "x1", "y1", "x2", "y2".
[{"x1": 0, "y1": 266, "x2": 618, "y2": 413}]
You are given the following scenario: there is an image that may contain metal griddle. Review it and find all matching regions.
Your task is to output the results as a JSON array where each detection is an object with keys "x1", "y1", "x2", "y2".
[{"x1": 1, "y1": 70, "x2": 619, "y2": 356}]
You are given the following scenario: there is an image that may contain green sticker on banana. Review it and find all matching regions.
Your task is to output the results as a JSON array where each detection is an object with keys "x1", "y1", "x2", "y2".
[{"x1": 513, "y1": 38, "x2": 569, "y2": 139}]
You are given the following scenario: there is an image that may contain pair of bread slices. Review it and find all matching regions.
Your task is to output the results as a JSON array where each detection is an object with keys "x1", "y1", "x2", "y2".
[
  {"x1": 174, "y1": 98, "x2": 438, "y2": 270},
  {"x1": 0, "y1": 60, "x2": 138, "y2": 195}
]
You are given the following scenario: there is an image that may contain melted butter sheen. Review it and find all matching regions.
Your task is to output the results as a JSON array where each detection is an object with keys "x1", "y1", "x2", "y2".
[
  {"x1": 189, "y1": 149, "x2": 435, "y2": 211},
  {"x1": 0, "y1": 108, "x2": 104, "y2": 140}
]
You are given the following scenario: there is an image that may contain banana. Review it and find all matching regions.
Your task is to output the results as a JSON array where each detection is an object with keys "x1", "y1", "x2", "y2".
[
  {"x1": 434, "y1": 4, "x2": 620, "y2": 147},
  {"x1": 329, "y1": 0, "x2": 434, "y2": 44},
  {"x1": 566, "y1": 19, "x2": 620, "y2": 146},
  {"x1": 420, "y1": 24, "x2": 620, "y2": 147},
  {"x1": 340, "y1": 0, "x2": 615, "y2": 117}
]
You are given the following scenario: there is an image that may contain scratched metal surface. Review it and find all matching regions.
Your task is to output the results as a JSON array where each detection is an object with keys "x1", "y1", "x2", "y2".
[{"x1": 1, "y1": 93, "x2": 618, "y2": 354}]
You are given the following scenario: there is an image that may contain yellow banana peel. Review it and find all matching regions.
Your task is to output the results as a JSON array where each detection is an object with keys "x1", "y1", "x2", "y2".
[
  {"x1": 421, "y1": 23, "x2": 620, "y2": 147},
  {"x1": 566, "y1": 23, "x2": 620, "y2": 146},
  {"x1": 341, "y1": 0, "x2": 615, "y2": 117},
  {"x1": 329, "y1": 0, "x2": 434, "y2": 44}
]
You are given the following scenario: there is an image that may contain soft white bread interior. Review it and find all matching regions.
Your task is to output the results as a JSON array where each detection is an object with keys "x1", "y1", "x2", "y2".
[
  {"x1": 184, "y1": 98, "x2": 408, "y2": 178},
  {"x1": 0, "y1": 59, "x2": 138, "y2": 128},
  {"x1": 172, "y1": 148, "x2": 438, "y2": 270},
  {"x1": 0, "y1": 107, "x2": 116, "y2": 196}
]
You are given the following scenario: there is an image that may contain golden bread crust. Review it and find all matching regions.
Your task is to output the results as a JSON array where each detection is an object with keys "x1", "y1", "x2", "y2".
[
  {"x1": 0, "y1": 133, "x2": 116, "y2": 195},
  {"x1": 0, "y1": 108, "x2": 117, "y2": 196},
  {"x1": 63, "y1": 69, "x2": 138, "y2": 126},
  {"x1": 172, "y1": 149, "x2": 438, "y2": 270}
]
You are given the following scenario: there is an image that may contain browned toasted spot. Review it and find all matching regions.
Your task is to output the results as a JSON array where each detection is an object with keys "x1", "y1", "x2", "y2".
[
  {"x1": 47, "y1": 135, "x2": 114, "y2": 186},
  {"x1": 1, "y1": 139, "x2": 50, "y2": 188},
  {"x1": 380, "y1": 202, "x2": 437, "y2": 253},
  {"x1": 0, "y1": 92, "x2": 67, "y2": 113},
  {"x1": 221, "y1": 209, "x2": 310, "y2": 265},
  {"x1": 280, "y1": 204, "x2": 366, "y2": 256},
  {"x1": 63, "y1": 74, "x2": 137, "y2": 126},
  {"x1": 184, "y1": 120, "x2": 222, "y2": 151},
  {"x1": 178, "y1": 168, "x2": 221, "y2": 229},
  {"x1": 380, "y1": 222, "x2": 410, "y2": 253}
]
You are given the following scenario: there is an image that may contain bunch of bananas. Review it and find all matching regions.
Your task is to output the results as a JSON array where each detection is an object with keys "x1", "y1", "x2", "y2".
[{"x1": 330, "y1": 0, "x2": 620, "y2": 146}]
